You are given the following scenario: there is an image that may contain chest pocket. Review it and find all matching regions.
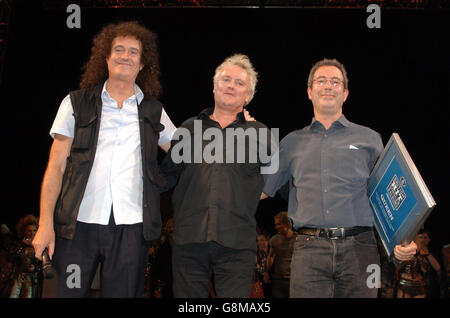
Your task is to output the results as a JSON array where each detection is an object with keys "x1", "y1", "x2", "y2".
[
  {"x1": 72, "y1": 112, "x2": 98, "y2": 150},
  {"x1": 334, "y1": 146, "x2": 368, "y2": 182}
]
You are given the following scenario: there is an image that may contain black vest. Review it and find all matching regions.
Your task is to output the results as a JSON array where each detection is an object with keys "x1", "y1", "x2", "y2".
[{"x1": 54, "y1": 83, "x2": 166, "y2": 241}]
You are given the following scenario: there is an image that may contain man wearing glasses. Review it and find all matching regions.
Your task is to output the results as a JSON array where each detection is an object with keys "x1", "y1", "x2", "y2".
[{"x1": 261, "y1": 58, "x2": 417, "y2": 297}]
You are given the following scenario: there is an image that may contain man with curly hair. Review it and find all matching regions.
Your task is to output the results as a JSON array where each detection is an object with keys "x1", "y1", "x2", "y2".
[{"x1": 32, "y1": 21, "x2": 176, "y2": 297}]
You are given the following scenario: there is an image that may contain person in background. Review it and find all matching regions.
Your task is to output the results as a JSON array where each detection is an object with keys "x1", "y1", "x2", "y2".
[
  {"x1": 441, "y1": 244, "x2": 450, "y2": 298},
  {"x1": 10, "y1": 215, "x2": 41, "y2": 298},
  {"x1": 0, "y1": 224, "x2": 16, "y2": 297},
  {"x1": 396, "y1": 230, "x2": 441, "y2": 298},
  {"x1": 252, "y1": 233, "x2": 270, "y2": 298},
  {"x1": 266, "y1": 212, "x2": 296, "y2": 298}
]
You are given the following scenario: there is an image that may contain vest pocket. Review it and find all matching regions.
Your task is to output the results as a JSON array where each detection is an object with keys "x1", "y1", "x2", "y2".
[{"x1": 72, "y1": 112, "x2": 97, "y2": 150}]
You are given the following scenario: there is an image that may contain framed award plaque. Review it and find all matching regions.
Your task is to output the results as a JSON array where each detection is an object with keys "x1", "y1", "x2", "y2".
[{"x1": 367, "y1": 133, "x2": 436, "y2": 258}]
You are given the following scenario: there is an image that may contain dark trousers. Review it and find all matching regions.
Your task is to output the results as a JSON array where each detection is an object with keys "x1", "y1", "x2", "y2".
[
  {"x1": 172, "y1": 241, "x2": 255, "y2": 298},
  {"x1": 290, "y1": 230, "x2": 380, "y2": 298},
  {"x1": 52, "y1": 215, "x2": 150, "y2": 298},
  {"x1": 271, "y1": 278, "x2": 290, "y2": 298}
]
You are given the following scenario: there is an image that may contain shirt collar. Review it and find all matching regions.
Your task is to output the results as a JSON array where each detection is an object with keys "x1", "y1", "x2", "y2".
[
  {"x1": 101, "y1": 80, "x2": 144, "y2": 104},
  {"x1": 310, "y1": 114, "x2": 351, "y2": 131},
  {"x1": 336, "y1": 114, "x2": 351, "y2": 127},
  {"x1": 197, "y1": 107, "x2": 213, "y2": 119},
  {"x1": 198, "y1": 107, "x2": 246, "y2": 123}
]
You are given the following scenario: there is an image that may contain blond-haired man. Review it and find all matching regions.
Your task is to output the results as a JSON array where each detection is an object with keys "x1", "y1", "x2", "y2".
[{"x1": 162, "y1": 54, "x2": 272, "y2": 298}]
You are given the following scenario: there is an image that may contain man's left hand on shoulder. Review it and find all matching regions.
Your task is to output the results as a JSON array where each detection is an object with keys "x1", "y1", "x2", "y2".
[
  {"x1": 394, "y1": 241, "x2": 417, "y2": 261},
  {"x1": 244, "y1": 108, "x2": 255, "y2": 121}
]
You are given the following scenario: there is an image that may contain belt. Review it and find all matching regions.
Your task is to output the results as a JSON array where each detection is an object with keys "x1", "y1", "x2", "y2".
[{"x1": 296, "y1": 226, "x2": 372, "y2": 240}]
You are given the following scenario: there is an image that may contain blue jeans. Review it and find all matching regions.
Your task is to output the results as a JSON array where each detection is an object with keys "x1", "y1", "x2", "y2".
[
  {"x1": 290, "y1": 230, "x2": 380, "y2": 298},
  {"x1": 172, "y1": 241, "x2": 255, "y2": 298}
]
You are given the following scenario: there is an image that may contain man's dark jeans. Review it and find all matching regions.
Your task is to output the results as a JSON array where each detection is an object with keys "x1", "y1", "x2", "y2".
[{"x1": 290, "y1": 230, "x2": 380, "y2": 298}]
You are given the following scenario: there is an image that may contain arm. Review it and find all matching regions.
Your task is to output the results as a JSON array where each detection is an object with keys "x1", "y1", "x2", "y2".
[
  {"x1": 425, "y1": 254, "x2": 442, "y2": 272},
  {"x1": 159, "y1": 139, "x2": 185, "y2": 191},
  {"x1": 157, "y1": 109, "x2": 178, "y2": 191},
  {"x1": 419, "y1": 244, "x2": 441, "y2": 272},
  {"x1": 32, "y1": 134, "x2": 73, "y2": 260},
  {"x1": 158, "y1": 108, "x2": 176, "y2": 154},
  {"x1": 261, "y1": 134, "x2": 291, "y2": 199},
  {"x1": 266, "y1": 246, "x2": 276, "y2": 272},
  {"x1": 159, "y1": 141, "x2": 171, "y2": 153}
]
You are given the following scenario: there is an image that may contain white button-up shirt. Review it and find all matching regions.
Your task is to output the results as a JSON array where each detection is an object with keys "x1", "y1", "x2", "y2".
[{"x1": 50, "y1": 82, "x2": 176, "y2": 225}]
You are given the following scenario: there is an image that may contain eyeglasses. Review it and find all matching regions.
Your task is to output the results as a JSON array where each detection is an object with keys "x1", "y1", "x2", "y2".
[{"x1": 313, "y1": 77, "x2": 344, "y2": 88}]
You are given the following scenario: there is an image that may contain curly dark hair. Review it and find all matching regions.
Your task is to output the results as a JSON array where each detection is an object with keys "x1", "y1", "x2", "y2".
[{"x1": 80, "y1": 21, "x2": 161, "y2": 98}]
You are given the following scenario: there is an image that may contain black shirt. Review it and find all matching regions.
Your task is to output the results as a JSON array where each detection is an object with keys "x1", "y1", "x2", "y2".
[{"x1": 161, "y1": 108, "x2": 272, "y2": 251}]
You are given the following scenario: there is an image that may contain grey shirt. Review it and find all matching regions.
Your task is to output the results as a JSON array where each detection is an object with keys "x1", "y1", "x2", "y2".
[{"x1": 263, "y1": 115, "x2": 383, "y2": 228}]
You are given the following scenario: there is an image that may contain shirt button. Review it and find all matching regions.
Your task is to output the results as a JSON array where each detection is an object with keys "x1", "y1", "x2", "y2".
[
  {"x1": 324, "y1": 189, "x2": 328, "y2": 193},
  {"x1": 326, "y1": 210, "x2": 330, "y2": 214}
]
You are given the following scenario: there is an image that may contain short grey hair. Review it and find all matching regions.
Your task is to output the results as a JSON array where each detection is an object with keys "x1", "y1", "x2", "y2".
[
  {"x1": 307, "y1": 58, "x2": 349, "y2": 89},
  {"x1": 213, "y1": 54, "x2": 258, "y2": 104}
]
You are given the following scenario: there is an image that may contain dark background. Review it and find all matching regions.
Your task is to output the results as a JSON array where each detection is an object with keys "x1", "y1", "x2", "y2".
[{"x1": 1, "y1": 1, "x2": 449, "y2": 253}]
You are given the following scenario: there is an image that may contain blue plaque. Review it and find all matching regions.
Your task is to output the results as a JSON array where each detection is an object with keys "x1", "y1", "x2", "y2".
[{"x1": 368, "y1": 133, "x2": 436, "y2": 258}]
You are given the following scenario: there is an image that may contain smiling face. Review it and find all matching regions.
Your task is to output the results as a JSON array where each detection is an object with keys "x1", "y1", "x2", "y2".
[
  {"x1": 274, "y1": 218, "x2": 283, "y2": 234},
  {"x1": 257, "y1": 234, "x2": 268, "y2": 251},
  {"x1": 274, "y1": 217, "x2": 290, "y2": 236},
  {"x1": 213, "y1": 64, "x2": 251, "y2": 111},
  {"x1": 106, "y1": 36, "x2": 143, "y2": 83},
  {"x1": 307, "y1": 65, "x2": 349, "y2": 118}
]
